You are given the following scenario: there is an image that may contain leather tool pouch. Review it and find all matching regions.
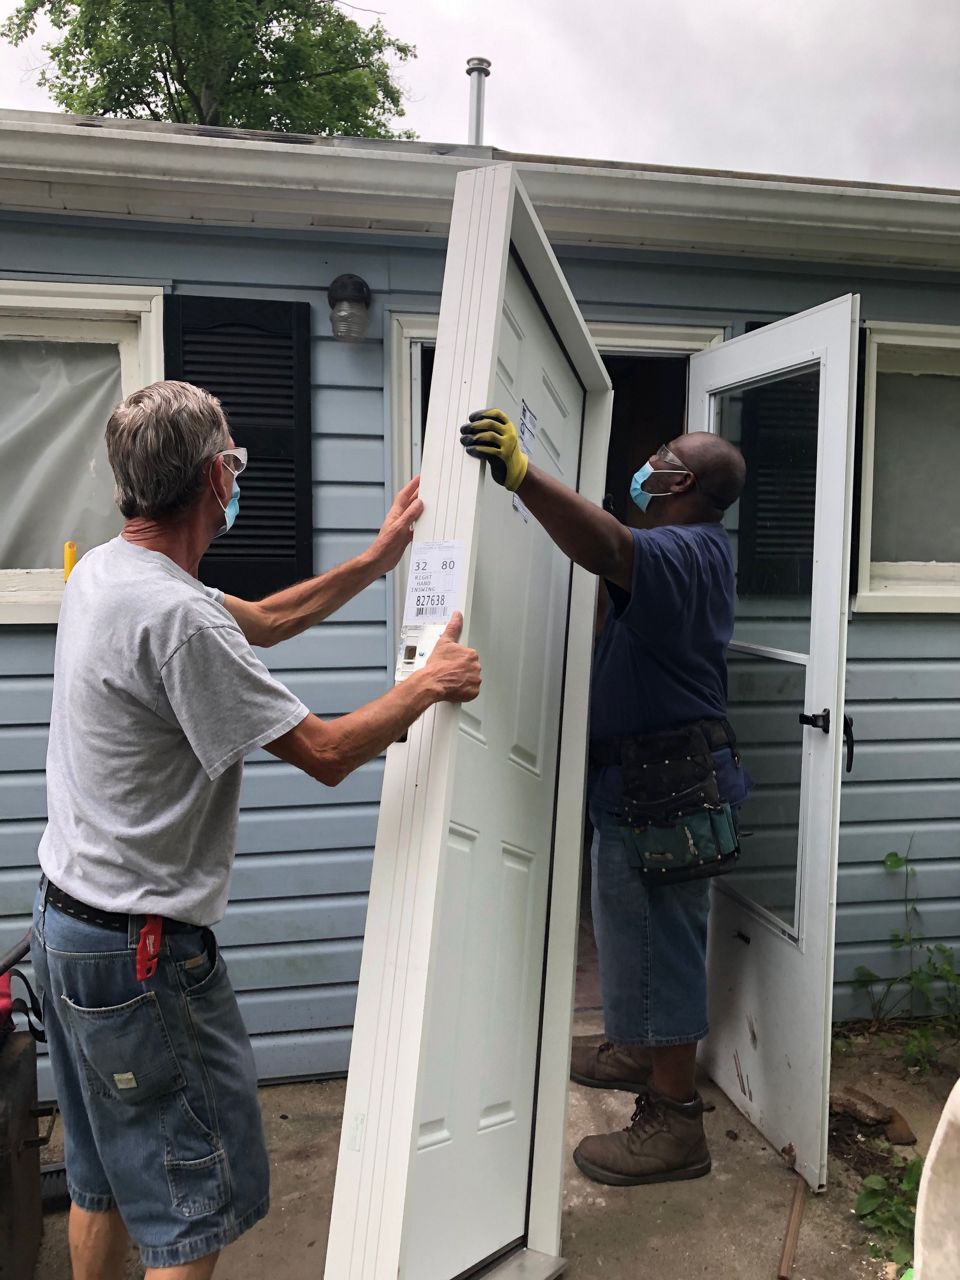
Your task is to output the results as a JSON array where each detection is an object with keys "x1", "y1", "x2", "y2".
[{"x1": 604, "y1": 722, "x2": 741, "y2": 885}]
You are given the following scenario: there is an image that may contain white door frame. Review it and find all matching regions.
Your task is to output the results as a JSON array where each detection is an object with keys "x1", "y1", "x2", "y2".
[
  {"x1": 327, "y1": 165, "x2": 612, "y2": 1279},
  {"x1": 687, "y1": 295, "x2": 860, "y2": 1188}
]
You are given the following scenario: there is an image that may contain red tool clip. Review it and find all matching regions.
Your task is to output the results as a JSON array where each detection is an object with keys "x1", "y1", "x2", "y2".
[{"x1": 136, "y1": 915, "x2": 164, "y2": 982}]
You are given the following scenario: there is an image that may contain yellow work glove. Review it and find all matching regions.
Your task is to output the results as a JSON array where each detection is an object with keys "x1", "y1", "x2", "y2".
[{"x1": 459, "y1": 408, "x2": 528, "y2": 493}]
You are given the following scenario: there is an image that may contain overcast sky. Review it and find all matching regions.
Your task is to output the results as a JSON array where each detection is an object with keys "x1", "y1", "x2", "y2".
[{"x1": 1, "y1": 0, "x2": 959, "y2": 188}]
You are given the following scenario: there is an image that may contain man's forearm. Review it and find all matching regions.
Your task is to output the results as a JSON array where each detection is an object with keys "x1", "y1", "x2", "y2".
[
  {"x1": 258, "y1": 550, "x2": 384, "y2": 644},
  {"x1": 318, "y1": 671, "x2": 437, "y2": 783},
  {"x1": 266, "y1": 668, "x2": 439, "y2": 785},
  {"x1": 514, "y1": 464, "x2": 633, "y2": 586}
]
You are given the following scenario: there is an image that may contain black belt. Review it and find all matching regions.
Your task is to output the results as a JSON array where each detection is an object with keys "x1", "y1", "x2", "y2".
[
  {"x1": 42, "y1": 879, "x2": 196, "y2": 934},
  {"x1": 589, "y1": 718, "x2": 738, "y2": 768}
]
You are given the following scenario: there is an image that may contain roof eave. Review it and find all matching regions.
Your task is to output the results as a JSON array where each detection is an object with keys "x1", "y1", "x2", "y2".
[{"x1": 2, "y1": 112, "x2": 960, "y2": 269}]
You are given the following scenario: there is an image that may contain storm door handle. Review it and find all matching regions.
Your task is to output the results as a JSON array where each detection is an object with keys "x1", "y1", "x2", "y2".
[{"x1": 842, "y1": 714, "x2": 855, "y2": 773}]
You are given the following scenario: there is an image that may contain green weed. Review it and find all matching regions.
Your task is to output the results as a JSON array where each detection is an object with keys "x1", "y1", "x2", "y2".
[
  {"x1": 855, "y1": 1156, "x2": 923, "y2": 1271},
  {"x1": 851, "y1": 847, "x2": 960, "y2": 1069}
]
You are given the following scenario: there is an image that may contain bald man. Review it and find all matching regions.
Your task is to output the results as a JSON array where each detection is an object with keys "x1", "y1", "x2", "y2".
[{"x1": 459, "y1": 413, "x2": 750, "y2": 1187}]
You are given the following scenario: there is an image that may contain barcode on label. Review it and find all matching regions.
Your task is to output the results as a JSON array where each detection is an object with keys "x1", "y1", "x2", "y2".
[{"x1": 416, "y1": 606, "x2": 443, "y2": 618}]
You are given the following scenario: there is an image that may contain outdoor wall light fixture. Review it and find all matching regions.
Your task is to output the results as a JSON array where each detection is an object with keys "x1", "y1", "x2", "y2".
[{"x1": 327, "y1": 273, "x2": 372, "y2": 342}]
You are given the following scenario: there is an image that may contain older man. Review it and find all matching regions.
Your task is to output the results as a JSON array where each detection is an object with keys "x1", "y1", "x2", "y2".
[
  {"x1": 32, "y1": 380, "x2": 481, "y2": 1280},
  {"x1": 460, "y1": 410, "x2": 749, "y2": 1188}
]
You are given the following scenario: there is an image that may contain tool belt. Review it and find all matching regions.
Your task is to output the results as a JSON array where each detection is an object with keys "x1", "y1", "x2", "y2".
[{"x1": 590, "y1": 719, "x2": 741, "y2": 885}]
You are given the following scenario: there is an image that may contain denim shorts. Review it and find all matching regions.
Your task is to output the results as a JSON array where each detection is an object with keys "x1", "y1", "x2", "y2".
[
  {"x1": 32, "y1": 887, "x2": 269, "y2": 1269},
  {"x1": 590, "y1": 807, "x2": 711, "y2": 1046}
]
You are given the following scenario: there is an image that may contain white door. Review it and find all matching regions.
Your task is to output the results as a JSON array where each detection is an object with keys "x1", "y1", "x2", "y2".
[
  {"x1": 325, "y1": 165, "x2": 612, "y2": 1280},
  {"x1": 688, "y1": 296, "x2": 860, "y2": 1189}
]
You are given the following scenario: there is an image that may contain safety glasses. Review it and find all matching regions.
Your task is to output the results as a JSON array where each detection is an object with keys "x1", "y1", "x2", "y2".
[
  {"x1": 654, "y1": 442, "x2": 726, "y2": 509},
  {"x1": 216, "y1": 447, "x2": 248, "y2": 478},
  {"x1": 654, "y1": 443, "x2": 690, "y2": 473}
]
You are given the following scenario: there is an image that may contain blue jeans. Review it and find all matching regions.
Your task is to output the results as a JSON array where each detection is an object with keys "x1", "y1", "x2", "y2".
[
  {"x1": 590, "y1": 808, "x2": 711, "y2": 1046},
  {"x1": 32, "y1": 887, "x2": 269, "y2": 1269}
]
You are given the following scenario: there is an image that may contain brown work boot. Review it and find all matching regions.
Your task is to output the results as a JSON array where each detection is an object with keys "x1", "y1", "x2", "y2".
[
  {"x1": 573, "y1": 1090, "x2": 711, "y2": 1186},
  {"x1": 569, "y1": 1035, "x2": 652, "y2": 1092}
]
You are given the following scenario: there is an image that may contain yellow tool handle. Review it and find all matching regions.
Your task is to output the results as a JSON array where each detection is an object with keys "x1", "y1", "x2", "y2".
[{"x1": 63, "y1": 541, "x2": 77, "y2": 581}]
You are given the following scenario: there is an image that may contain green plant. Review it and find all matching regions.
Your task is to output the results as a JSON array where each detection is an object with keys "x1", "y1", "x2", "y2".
[
  {"x1": 852, "y1": 847, "x2": 960, "y2": 1069},
  {"x1": 903, "y1": 1024, "x2": 937, "y2": 1073},
  {"x1": 923, "y1": 942, "x2": 960, "y2": 1036},
  {"x1": 855, "y1": 1156, "x2": 923, "y2": 1270},
  {"x1": 852, "y1": 849, "x2": 921, "y2": 1026}
]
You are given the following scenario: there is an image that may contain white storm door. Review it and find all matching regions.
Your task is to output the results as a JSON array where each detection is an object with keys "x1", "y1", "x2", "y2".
[
  {"x1": 688, "y1": 295, "x2": 860, "y2": 1190},
  {"x1": 325, "y1": 165, "x2": 611, "y2": 1280}
]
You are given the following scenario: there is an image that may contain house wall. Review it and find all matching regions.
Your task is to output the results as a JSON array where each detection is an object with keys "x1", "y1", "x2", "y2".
[{"x1": 1, "y1": 214, "x2": 957, "y2": 1094}]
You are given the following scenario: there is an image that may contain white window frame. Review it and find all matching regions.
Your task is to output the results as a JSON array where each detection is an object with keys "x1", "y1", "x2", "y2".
[
  {"x1": 857, "y1": 321, "x2": 960, "y2": 613},
  {"x1": 387, "y1": 314, "x2": 725, "y2": 642},
  {"x1": 0, "y1": 281, "x2": 165, "y2": 625},
  {"x1": 387, "y1": 311, "x2": 440, "y2": 641}
]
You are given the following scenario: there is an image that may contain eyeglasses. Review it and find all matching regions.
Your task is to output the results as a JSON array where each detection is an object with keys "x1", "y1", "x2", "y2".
[
  {"x1": 216, "y1": 447, "x2": 248, "y2": 478},
  {"x1": 654, "y1": 444, "x2": 690, "y2": 473},
  {"x1": 654, "y1": 442, "x2": 726, "y2": 509}
]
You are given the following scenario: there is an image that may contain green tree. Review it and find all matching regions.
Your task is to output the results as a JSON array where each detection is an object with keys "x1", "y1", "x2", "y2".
[{"x1": 1, "y1": 0, "x2": 415, "y2": 137}]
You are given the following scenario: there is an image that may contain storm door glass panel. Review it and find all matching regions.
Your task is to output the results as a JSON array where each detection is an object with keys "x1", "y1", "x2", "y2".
[
  {"x1": 714, "y1": 367, "x2": 820, "y2": 933},
  {"x1": 726, "y1": 650, "x2": 806, "y2": 930},
  {"x1": 0, "y1": 340, "x2": 123, "y2": 568}
]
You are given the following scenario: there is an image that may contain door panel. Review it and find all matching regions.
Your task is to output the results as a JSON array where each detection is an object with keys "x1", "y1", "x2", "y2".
[
  {"x1": 325, "y1": 166, "x2": 612, "y2": 1280},
  {"x1": 688, "y1": 295, "x2": 859, "y2": 1189},
  {"x1": 404, "y1": 257, "x2": 585, "y2": 1278}
]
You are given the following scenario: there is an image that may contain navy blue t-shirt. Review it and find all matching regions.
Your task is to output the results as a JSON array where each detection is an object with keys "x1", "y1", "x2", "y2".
[{"x1": 589, "y1": 521, "x2": 747, "y2": 814}]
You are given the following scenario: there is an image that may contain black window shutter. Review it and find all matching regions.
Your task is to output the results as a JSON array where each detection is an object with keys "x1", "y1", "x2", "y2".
[
  {"x1": 164, "y1": 294, "x2": 312, "y2": 598},
  {"x1": 736, "y1": 369, "x2": 820, "y2": 596}
]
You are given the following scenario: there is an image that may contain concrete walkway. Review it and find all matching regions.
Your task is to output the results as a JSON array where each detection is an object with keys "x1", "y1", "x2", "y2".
[{"x1": 37, "y1": 1028, "x2": 886, "y2": 1279}]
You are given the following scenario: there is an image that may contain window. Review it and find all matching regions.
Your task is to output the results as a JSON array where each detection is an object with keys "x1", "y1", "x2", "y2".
[
  {"x1": 0, "y1": 282, "x2": 164, "y2": 624},
  {"x1": 388, "y1": 312, "x2": 439, "y2": 635},
  {"x1": 858, "y1": 323, "x2": 960, "y2": 612}
]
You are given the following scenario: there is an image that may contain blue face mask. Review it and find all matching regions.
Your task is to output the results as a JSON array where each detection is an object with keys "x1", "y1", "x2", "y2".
[
  {"x1": 214, "y1": 476, "x2": 240, "y2": 539},
  {"x1": 629, "y1": 461, "x2": 690, "y2": 512},
  {"x1": 629, "y1": 462, "x2": 656, "y2": 512}
]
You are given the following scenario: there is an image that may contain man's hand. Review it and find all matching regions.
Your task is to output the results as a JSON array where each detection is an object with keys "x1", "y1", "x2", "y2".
[
  {"x1": 265, "y1": 612, "x2": 480, "y2": 785},
  {"x1": 370, "y1": 475, "x2": 424, "y2": 572},
  {"x1": 423, "y1": 613, "x2": 482, "y2": 703},
  {"x1": 459, "y1": 409, "x2": 528, "y2": 492}
]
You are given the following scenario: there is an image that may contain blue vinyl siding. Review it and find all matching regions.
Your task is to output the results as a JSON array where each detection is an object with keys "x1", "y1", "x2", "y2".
[
  {"x1": 0, "y1": 216, "x2": 441, "y2": 1091},
  {"x1": 1, "y1": 213, "x2": 959, "y2": 1098}
]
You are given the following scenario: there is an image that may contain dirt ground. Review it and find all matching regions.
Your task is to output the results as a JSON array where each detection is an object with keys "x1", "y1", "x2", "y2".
[{"x1": 33, "y1": 1016, "x2": 955, "y2": 1280}]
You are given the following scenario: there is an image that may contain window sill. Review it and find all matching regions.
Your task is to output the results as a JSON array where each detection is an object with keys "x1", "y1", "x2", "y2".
[
  {"x1": 0, "y1": 570, "x2": 64, "y2": 624},
  {"x1": 855, "y1": 573, "x2": 960, "y2": 614}
]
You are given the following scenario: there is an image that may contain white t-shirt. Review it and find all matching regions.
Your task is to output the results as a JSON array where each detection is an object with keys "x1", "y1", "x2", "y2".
[{"x1": 38, "y1": 537, "x2": 309, "y2": 925}]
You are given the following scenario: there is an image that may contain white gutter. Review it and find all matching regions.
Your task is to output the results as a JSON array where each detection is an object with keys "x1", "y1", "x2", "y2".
[{"x1": 1, "y1": 110, "x2": 960, "y2": 268}]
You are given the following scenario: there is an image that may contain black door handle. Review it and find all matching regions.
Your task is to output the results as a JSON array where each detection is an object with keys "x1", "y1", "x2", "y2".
[
  {"x1": 843, "y1": 713, "x2": 855, "y2": 773},
  {"x1": 799, "y1": 709, "x2": 830, "y2": 733}
]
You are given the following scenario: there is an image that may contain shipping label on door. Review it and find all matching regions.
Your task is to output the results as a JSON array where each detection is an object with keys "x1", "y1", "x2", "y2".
[
  {"x1": 512, "y1": 399, "x2": 537, "y2": 522},
  {"x1": 395, "y1": 539, "x2": 465, "y2": 682}
]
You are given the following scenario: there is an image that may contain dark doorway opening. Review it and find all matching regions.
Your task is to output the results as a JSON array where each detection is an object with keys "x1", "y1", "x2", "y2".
[{"x1": 575, "y1": 353, "x2": 689, "y2": 1014}]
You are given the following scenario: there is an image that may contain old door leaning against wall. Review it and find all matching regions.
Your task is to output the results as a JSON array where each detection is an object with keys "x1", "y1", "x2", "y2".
[
  {"x1": 688, "y1": 296, "x2": 860, "y2": 1190},
  {"x1": 324, "y1": 164, "x2": 612, "y2": 1280}
]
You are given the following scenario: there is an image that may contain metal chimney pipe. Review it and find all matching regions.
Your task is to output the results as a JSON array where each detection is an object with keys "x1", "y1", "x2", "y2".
[{"x1": 466, "y1": 57, "x2": 491, "y2": 145}]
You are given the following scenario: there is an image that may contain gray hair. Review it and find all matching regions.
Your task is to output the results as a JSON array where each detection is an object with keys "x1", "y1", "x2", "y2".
[{"x1": 105, "y1": 381, "x2": 230, "y2": 520}]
